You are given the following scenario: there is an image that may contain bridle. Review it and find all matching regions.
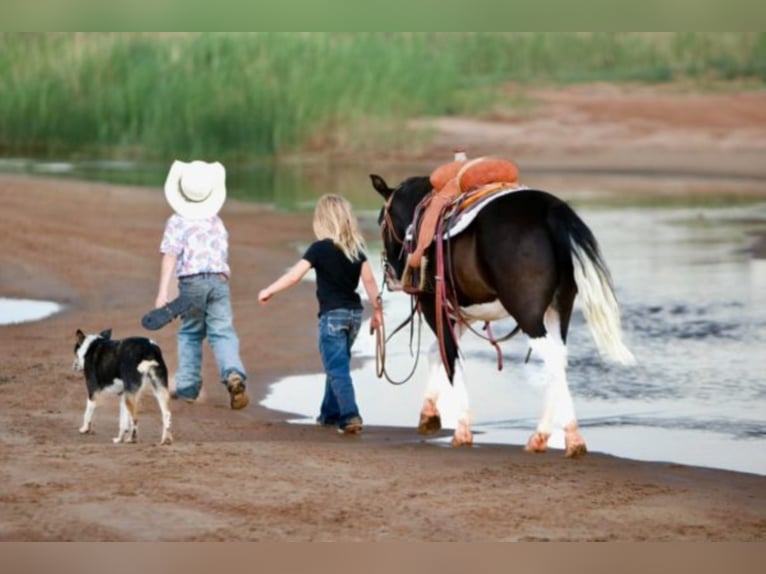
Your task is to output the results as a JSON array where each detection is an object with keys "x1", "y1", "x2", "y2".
[
  {"x1": 380, "y1": 189, "x2": 407, "y2": 248},
  {"x1": 378, "y1": 189, "x2": 408, "y2": 292},
  {"x1": 374, "y1": 187, "x2": 424, "y2": 386}
]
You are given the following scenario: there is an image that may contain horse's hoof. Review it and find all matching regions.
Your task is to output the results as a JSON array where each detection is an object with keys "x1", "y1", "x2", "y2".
[
  {"x1": 417, "y1": 415, "x2": 442, "y2": 435},
  {"x1": 564, "y1": 423, "x2": 587, "y2": 458},
  {"x1": 565, "y1": 443, "x2": 588, "y2": 458},
  {"x1": 524, "y1": 432, "x2": 550, "y2": 453},
  {"x1": 451, "y1": 436, "x2": 473, "y2": 447}
]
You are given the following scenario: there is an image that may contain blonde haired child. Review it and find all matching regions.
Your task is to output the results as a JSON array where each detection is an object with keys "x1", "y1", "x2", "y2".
[{"x1": 258, "y1": 194, "x2": 382, "y2": 434}]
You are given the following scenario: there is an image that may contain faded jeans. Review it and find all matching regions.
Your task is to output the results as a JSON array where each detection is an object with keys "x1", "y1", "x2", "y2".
[
  {"x1": 317, "y1": 307, "x2": 363, "y2": 428},
  {"x1": 173, "y1": 274, "x2": 246, "y2": 400}
]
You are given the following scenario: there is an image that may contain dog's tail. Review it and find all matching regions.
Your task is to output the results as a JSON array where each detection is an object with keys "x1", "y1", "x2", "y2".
[
  {"x1": 137, "y1": 359, "x2": 168, "y2": 390},
  {"x1": 137, "y1": 360, "x2": 159, "y2": 375}
]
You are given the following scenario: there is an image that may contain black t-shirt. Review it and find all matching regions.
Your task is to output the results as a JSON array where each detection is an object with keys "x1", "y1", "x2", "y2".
[{"x1": 303, "y1": 239, "x2": 366, "y2": 316}]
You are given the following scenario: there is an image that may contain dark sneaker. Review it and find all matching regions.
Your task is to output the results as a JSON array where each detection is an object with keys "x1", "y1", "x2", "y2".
[
  {"x1": 316, "y1": 415, "x2": 339, "y2": 428},
  {"x1": 338, "y1": 416, "x2": 363, "y2": 435},
  {"x1": 226, "y1": 373, "x2": 249, "y2": 410}
]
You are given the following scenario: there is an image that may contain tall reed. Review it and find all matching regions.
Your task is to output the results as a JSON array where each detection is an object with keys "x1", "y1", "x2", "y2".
[{"x1": 1, "y1": 33, "x2": 763, "y2": 160}]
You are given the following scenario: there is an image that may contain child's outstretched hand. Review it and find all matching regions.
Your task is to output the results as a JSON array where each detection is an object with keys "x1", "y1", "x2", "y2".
[{"x1": 258, "y1": 289, "x2": 272, "y2": 304}]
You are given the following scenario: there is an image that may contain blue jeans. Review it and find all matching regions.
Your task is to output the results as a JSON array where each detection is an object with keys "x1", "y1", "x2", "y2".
[
  {"x1": 174, "y1": 274, "x2": 246, "y2": 400},
  {"x1": 317, "y1": 307, "x2": 363, "y2": 428}
]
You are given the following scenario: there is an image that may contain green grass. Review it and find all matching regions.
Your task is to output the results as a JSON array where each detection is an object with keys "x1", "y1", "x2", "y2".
[{"x1": 1, "y1": 33, "x2": 764, "y2": 161}]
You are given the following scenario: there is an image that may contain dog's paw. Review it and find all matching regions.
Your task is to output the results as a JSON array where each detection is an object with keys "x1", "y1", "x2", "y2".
[
  {"x1": 160, "y1": 432, "x2": 173, "y2": 446},
  {"x1": 78, "y1": 425, "x2": 93, "y2": 435}
]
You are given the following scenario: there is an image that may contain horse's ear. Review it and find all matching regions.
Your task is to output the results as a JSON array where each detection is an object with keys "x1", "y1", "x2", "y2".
[{"x1": 369, "y1": 174, "x2": 393, "y2": 200}]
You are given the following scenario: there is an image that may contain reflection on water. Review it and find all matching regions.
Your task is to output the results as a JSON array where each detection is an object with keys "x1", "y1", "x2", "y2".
[
  {"x1": 263, "y1": 202, "x2": 766, "y2": 476},
  {"x1": 0, "y1": 157, "x2": 427, "y2": 212},
  {"x1": 0, "y1": 298, "x2": 62, "y2": 325}
]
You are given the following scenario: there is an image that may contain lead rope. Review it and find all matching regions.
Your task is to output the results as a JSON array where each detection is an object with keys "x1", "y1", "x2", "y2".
[{"x1": 373, "y1": 261, "x2": 424, "y2": 386}]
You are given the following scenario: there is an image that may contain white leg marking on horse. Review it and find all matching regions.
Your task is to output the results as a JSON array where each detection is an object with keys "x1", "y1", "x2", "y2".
[
  {"x1": 435, "y1": 323, "x2": 472, "y2": 447},
  {"x1": 424, "y1": 340, "x2": 443, "y2": 404},
  {"x1": 452, "y1": 323, "x2": 473, "y2": 446},
  {"x1": 450, "y1": 359, "x2": 474, "y2": 446},
  {"x1": 419, "y1": 325, "x2": 473, "y2": 445},
  {"x1": 526, "y1": 308, "x2": 584, "y2": 455},
  {"x1": 418, "y1": 341, "x2": 444, "y2": 434}
]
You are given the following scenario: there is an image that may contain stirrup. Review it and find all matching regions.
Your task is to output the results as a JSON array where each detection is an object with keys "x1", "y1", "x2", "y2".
[{"x1": 401, "y1": 256, "x2": 429, "y2": 294}]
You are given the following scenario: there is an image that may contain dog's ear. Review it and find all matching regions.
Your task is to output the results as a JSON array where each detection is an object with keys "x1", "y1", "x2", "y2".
[
  {"x1": 76, "y1": 329, "x2": 85, "y2": 345},
  {"x1": 99, "y1": 329, "x2": 112, "y2": 340}
]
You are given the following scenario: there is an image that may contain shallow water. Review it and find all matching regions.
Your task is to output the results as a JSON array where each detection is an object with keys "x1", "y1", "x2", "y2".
[
  {"x1": 0, "y1": 157, "x2": 418, "y2": 211},
  {"x1": 263, "y1": 202, "x2": 766, "y2": 476},
  {"x1": 0, "y1": 297, "x2": 63, "y2": 325}
]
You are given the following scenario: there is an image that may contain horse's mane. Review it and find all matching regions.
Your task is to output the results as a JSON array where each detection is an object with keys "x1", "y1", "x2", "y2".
[{"x1": 397, "y1": 176, "x2": 431, "y2": 212}]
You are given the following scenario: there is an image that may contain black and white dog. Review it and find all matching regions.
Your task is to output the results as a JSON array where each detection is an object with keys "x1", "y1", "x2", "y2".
[{"x1": 73, "y1": 329, "x2": 173, "y2": 445}]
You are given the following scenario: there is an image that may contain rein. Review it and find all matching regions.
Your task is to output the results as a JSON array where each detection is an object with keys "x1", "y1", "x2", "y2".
[
  {"x1": 374, "y1": 191, "x2": 425, "y2": 386},
  {"x1": 373, "y1": 294, "x2": 424, "y2": 386}
]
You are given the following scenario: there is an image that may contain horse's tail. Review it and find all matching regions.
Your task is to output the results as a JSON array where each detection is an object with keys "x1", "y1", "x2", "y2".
[{"x1": 548, "y1": 202, "x2": 636, "y2": 365}]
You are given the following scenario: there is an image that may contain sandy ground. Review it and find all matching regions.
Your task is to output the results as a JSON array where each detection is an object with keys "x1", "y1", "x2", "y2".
[{"x1": 1, "y1": 84, "x2": 766, "y2": 541}]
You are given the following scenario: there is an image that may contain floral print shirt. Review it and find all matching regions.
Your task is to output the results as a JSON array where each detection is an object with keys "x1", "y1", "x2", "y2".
[{"x1": 160, "y1": 214, "x2": 231, "y2": 278}]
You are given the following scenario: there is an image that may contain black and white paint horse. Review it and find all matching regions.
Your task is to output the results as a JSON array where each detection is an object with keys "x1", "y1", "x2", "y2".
[{"x1": 371, "y1": 174, "x2": 635, "y2": 457}]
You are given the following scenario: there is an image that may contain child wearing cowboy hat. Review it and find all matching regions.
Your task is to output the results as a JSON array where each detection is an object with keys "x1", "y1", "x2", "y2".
[{"x1": 153, "y1": 160, "x2": 249, "y2": 410}]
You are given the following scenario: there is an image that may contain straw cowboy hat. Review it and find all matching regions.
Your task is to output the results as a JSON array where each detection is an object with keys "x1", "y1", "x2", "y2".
[{"x1": 164, "y1": 160, "x2": 227, "y2": 219}]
